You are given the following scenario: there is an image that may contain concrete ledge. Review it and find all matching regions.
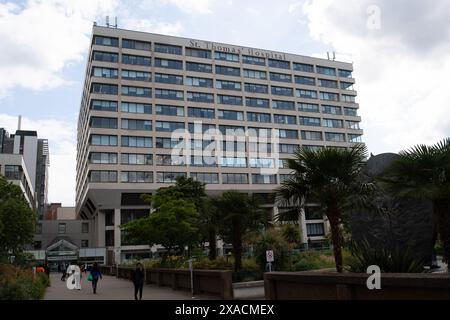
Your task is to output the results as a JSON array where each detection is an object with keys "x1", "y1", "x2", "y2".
[
  {"x1": 264, "y1": 272, "x2": 450, "y2": 300},
  {"x1": 233, "y1": 280, "x2": 264, "y2": 289}
]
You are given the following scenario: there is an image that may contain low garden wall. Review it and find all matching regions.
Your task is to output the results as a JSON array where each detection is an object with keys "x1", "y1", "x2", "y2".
[
  {"x1": 264, "y1": 272, "x2": 450, "y2": 300},
  {"x1": 100, "y1": 266, "x2": 233, "y2": 299}
]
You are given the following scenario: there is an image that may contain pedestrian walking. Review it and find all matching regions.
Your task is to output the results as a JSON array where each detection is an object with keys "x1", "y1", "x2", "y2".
[
  {"x1": 131, "y1": 262, "x2": 145, "y2": 300},
  {"x1": 88, "y1": 262, "x2": 102, "y2": 294}
]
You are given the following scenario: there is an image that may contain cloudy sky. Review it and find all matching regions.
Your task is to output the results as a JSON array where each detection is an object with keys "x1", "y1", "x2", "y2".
[{"x1": 0, "y1": 0, "x2": 449, "y2": 206}]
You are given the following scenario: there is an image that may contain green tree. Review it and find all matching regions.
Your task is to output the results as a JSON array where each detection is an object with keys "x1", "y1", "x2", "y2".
[
  {"x1": 382, "y1": 139, "x2": 450, "y2": 270},
  {"x1": 0, "y1": 175, "x2": 36, "y2": 261},
  {"x1": 213, "y1": 191, "x2": 268, "y2": 271},
  {"x1": 276, "y1": 144, "x2": 369, "y2": 272}
]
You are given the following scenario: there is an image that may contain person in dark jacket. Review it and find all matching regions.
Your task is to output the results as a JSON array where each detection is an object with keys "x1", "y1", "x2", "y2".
[
  {"x1": 89, "y1": 262, "x2": 102, "y2": 294},
  {"x1": 131, "y1": 263, "x2": 145, "y2": 300}
]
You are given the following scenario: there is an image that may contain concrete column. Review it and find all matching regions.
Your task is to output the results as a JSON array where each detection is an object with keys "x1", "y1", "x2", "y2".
[
  {"x1": 114, "y1": 208, "x2": 121, "y2": 264},
  {"x1": 96, "y1": 211, "x2": 105, "y2": 247},
  {"x1": 300, "y1": 208, "x2": 308, "y2": 244}
]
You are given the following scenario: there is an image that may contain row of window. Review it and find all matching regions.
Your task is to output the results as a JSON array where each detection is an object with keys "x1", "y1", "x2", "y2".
[{"x1": 92, "y1": 37, "x2": 353, "y2": 77}]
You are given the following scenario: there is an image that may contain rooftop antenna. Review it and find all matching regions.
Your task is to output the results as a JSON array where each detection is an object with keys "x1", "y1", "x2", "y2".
[
  {"x1": 114, "y1": 17, "x2": 118, "y2": 28},
  {"x1": 18, "y1": 115, "x2": 22, "y2": 131},
  {"x1": 327, "y1": 52, "x2": 330, "y2": 60},
  {"x1": 332, "y1": 51, "x2": 336, "y2": 61},
  {"x1": 106, "y1": 16, "x2": 110, "y2": 28}
]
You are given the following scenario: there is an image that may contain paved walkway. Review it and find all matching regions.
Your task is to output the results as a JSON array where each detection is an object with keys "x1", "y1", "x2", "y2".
[{"x1": 44, "y1": 273, "x2": 216, "y2": 300}]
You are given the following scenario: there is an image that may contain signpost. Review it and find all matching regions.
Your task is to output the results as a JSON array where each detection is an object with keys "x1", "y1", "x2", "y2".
[
  {"x1": 188, "y1": 258, "x2": 194, "y2": 298},
  {"x1": 266, "y1": 250, "x2": 274, "y2": 272}
]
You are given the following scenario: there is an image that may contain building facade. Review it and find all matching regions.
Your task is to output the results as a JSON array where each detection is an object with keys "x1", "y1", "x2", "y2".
[{"x1": 76, "y1": 25, "x2": 363, "y2": 264}]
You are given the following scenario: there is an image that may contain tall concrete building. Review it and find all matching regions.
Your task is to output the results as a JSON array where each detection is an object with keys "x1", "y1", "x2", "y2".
[{"x1": 76, "y1": 25, "x2": 363, "y2": 264}]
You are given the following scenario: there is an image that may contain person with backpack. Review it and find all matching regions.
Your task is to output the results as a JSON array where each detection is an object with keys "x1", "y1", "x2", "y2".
[{"x1": 88, "y1": 262, "x2": 102, "y2": 294}]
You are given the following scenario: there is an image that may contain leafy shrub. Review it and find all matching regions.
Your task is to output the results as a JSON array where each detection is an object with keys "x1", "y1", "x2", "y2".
[
  {"x1": 291, "y1": 250, "x2": 336, "y2": 271},
  {"x1": 0, "y1": 264, "x2": 48, "y2": 300},
  {"x1": 253, "y1": 229, "x2": 290, "y2": 272},
  {"x1": 192, "y1": 256, "x2": 233, "y2": 270},
  {"x1": 347, "y1": 239, "x2": 424, "y2": 273}
]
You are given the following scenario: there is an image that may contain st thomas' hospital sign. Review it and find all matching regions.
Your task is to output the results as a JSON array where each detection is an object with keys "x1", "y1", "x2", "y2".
[{"x1": 188, "y1": 40, "x2": 287, "y2": 61}]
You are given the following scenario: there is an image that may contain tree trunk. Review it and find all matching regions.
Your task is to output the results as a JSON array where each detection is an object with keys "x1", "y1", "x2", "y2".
[
  {"x1": 208, "y1": 229, "x2": 217, "y2": 260},
  {"x1": 232, "y1": 219, "x2": 243, "y2": 272},
  {"x1": 434, "y1": 199, "x2": 450, "y2": 271},
  {"x1": 327, "y1": 209, "x2": 343, "y2": 273}
]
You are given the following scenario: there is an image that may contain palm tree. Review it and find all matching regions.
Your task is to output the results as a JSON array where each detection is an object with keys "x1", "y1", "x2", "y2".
[
  {"x1": 213, "y1": 191, "x2": 268, "y2": 272},
  {"x1": 382, "y1": 138, "x2": 450, "y2": 270},
  {"x1": 276, "y1": 144, "x2": 369, "y2": 272}
]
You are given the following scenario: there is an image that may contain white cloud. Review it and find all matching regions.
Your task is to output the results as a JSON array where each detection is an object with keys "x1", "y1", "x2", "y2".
[
  {"x1": 299, "y1": 0, "x2": 450, "y2": 154},
  {"x1": 121, "y1": 19, "x2": 184, "y2": 36},
  {"x1": 164, "y1": 0, "x2": 215, "y2": 14},
  {"x1": 0, "y1": 114, "x2": 76, "y2": 206}
]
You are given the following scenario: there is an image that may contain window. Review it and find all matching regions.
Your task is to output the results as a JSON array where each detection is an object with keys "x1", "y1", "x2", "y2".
[
  {"x1": 190, "y1": 138, "x2": 216, "y2": 149},
  {"x1": 219, "y1": 125, "x2": 245, "y2": 136},
  {"x1": 155, "y1": 137, "x2": 184, "y2": 149},
  {"x1": 156, "y1": 172, "x2": 187, "y2": 183},
  {"x1": 122, "y1": 86, "x2": 151, "y2": 97},
  {"x1": 348, "y1": 134, "x2": 363, "y2": 143},
  {"x1": 156, "y1": 154, "x2": 185, "y2": 166},
  {"x1": 252, "y1": 174, "x2": 277, "y2": 184},
  {"x1": 271, "y1": 86, "x2": 293, "y2": 96},
  {"x1": 121, "y1": 153, "x2": 153, "y2": 165},
  {"x1": 121, "y1": 136, "x2": 152, "y2": 148},
  {"x1": 242, "y1": 55, "x2": 265, "y2": 66},
  {"x1": 247, "y1": 112, "x2": 271, "y2": 123},
  {"x1": 188, "y1": 107, "x2": 215, "y2": 119},
  {"x1": 299, "y1": 116, "x2": 321, "y2": 127},
  {"x1": 246, "y1": 98, "x2": 269, "y2": 108},
  {"x1": 293, "y1": 62, "x2": 314, "y2": 73},
  {"x1": 298, "y1": 103, "x2": 320, "y2": 113},
  {"x1": 186, "y1": 62, "x2": 212, "y2": 73},
  {"x1": 189, "y1": 123, "x2": 216, "y2": 135},
  {"x1": 320, "y1": 92, "x2": 339, "y2": 102},
  {"x1": 91, "y1": 100, "x2": 118, "y2": 112},
  {"x1": 244, "y1": 83, "x2": 268, "y2": 94},
  {"x1": 156, "y1": 105, "x2": 184, "y2": 116},
  {"x1": 33, "y1": 241, "x2": 42, "y2": 250},
  {"x1": 250, "y1": 159, "x2": 275, "y2": 168},
  {"x1": 318, "y1": 79, "x2": 338, "y2": 88},
  {"x1": 344, "y1": 107, "x2": 358, "y2": 116},
  {"x1": 121, "y1": 119, "x2": 152, "y2": 131},
  {"x1": 220, "y1": 158, "x2": 247, "y2": 168},
  {"x1": 216, "y1": 80, "x2": 242, "y2": 91},
  {"x1": 82, "y1": 223, "x2": 89, "y2": 233},
  {"x1": 154, "y1": 43, "x2": 182, "y2": 55},
  {"x1": 122, "y1": 39, "x2": 151, "y2": 51},
  {"x1": 243, "y1": 69, "x2": 267, "y2": 79},
  {"x1": 279, "y1": 174, "x2": 293, "y2": 183},
  {"x1": 295, "y1": 76, "x2": 315, "y2": 86},
  {"x1": 154, "y1": 58, "x2": 183, "y2": 70},
  {"x1": 278, "y1": 129, "x2": 298, "y2": 139},
  {"x1": 94, "y1": 36, "x2": 118, "y2": 47},
  {"x1": 155, "y1": 89, "x2": 184, "y2": 100},
  {"x1": 190, "y1": 172, "x2": 219, "y2": 184},
  {"x1": 217, "y1": 95, "x2": 242, "y2": 105},
  {"x1": 155, "y1": 121, "x2": 185, "y2": 132},
  {"x1": 122, "y1": 54, "x2": 151, "y2": 66},
  {"x1": 121, "y1": 102, "x2": 151, "y2": 114},
  {"x1": 81, "y1": 240, "x2": 89, "y2": 248},
  {"x1": 92, "y1": 67, "x2": 118, "y2": 78},
  {"x1": 316, "y1": 66, "x2": 336, "y2": 76},
  {"x1": 121, "y1": 171, "x2": 153, "y2": 183},
  {"x1": 4, "y1": 165, "x2": 20, "y2": 180},
  {"x1": 185, "y1": 48, "x2": 211, "y2": 59},
  {"x1": 307, "y1": 223, "x2": 325, "y2": 236},
  {"x1": 272, "y1": 100, "x2": 295, "y2": 110},
  {"x1": 222, "y1": 173, "x2": 248, "y2": 184},
  {"x1": 215, "y1": 52, "x2": 239, "y2": 62},
  {"x1": 322, "y1": 105, "x2": 342, "y2": 115},
  {"x1": 342, "y1": 94, "x2": 356, "y2": 103},
  {"x1": 249, "y1": 142, "x2": 272, "y2": 153},
  {"x1": 344, "y1": 121, "x2": 360, "y2": 130},
  {"x1": 92, "y1": 51, "x2": 118, "y2": 63},
  {"x1": 303, "y1": 145, "x2": 324, "y2": 152},
  {"x1": 185, "y1": 76, "x2": 213, "y2": 88},
  {"x1": 58, "y1": 223, "x2": 66, "y2": 234},
  {"x1": 270, "y1": 72, "x2": 292, "y2": 83},
  {"x1": 187, "y1": 91, "x2": 214, "y2": 103},
  {"x1": 122, "y1": 70, "x2": 151, "y2": 82},
  {"x1": 296, "y1": 89, "x2": 317, "y2": 99},
  {"x1": 90, "y1": 117, "x2": 117, "y2": 129},
  {"x1": 91, "y1": 135, "x2": 117, "y2": 146},
  {"x1": 91, "y1": 83, "x2": 118, "y2": 95},
  {"x1": 215, "y1": 65, "x2": 240, "y2": 77},
  {"x1": 35, "y1": 223, "x2": 42, "y2": 234},
  {"x1": 323, "y1": 119, "x2": 343, "y2": 128},
  {"x1": 301, "y1": 131, "x2": 323, "y2": 141},
  {"x1": 279, "y1": 144, "x2": 299, "y2": 154},
  {"x1": 340, "y1": 82, "x2": 354, "y2": 90},
  {"x1": 89, "y1": 170, "x2": 117, "y2": 183},
  {"x1": 325, "y1": 132, "x2": 346, "y2": 142},
  {"x1": 89, "y1": 152, "x2": 118, "y2": 164},
  {"x1": 218, "y1": 110, "x2": 244, "y2": 121},
  {"x1": 189, "y1": 156, "x2": 217, "y2": 167},
  {"x1": 268, "y1": 59, "x2": 290, "y2": 69},
  {"x1": 274, "y1": 114, "x2": 297, "y2": 125},
  {"x1": 339, "y1": 69, "x2": 353, "y2": 78}
]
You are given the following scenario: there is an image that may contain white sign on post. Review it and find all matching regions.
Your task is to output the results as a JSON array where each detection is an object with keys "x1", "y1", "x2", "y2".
[{"x1": 266, "y1": 250, "x2": 274, "y2": 262}]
